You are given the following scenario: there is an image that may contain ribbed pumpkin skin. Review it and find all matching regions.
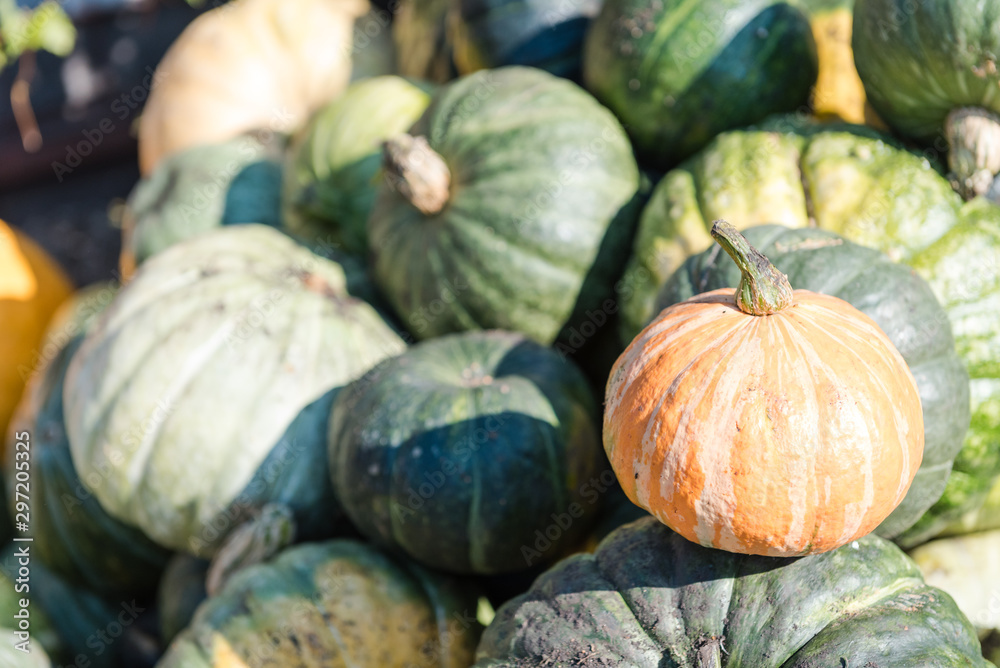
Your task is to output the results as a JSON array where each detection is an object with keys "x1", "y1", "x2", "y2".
[
  {"x1": 605, "y1": 289, "x2": 924, "y2": 556},
  {"x1": 474, "y1": 517, "x2": 990, "y2": 666},
  {"x1": 137, "y1": 0, "x2": 369, "y2": 175},
  {"x1": 121, "y1": 133, "x2": 284, "y2": 278},
  {"x1": 449, "y1": 0, "x2": 602, "y2": 79},
  {"x1": 329, "y1": 330, "x2": 603, "y2": 574},
  {"x1": 159, "y1": 540, "x2": 483, "y2": 668},
  {"x1": 895, "y1": 198, "x2": 1000, "y2": 546},
  {"x1": 0, "y1": 221, "x2": 73, "y2": 457},
  {"x1": 582, "y1": 0, "x2": 817, "y2": 169},
  {"x1": 658, "y1": 225, "x2": 970, "y2": 540},
  {"x1": 852, "y1": 0, "x2": 1000, "y2": 142},
  {"x1": 618, "y1": 118, "x2": 962, "y2": 342},
  {"x1": 369, "y1": 66, "x2": 640, "y2": 345},
  {"x1": 64, "y1": 225, "x2": 406, "y2": 557},
  {"x1": 283, "y1": 76, "x2": 433, "y2": 255},
  {"x1": 4, "y1": 285, "x2": 170, "y2": 598}
]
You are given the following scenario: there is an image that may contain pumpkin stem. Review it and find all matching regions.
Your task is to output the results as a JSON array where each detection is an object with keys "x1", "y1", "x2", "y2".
[
  {"x1": 710, "y1": 220, "x2": 793, "y2": 316},
  {"x1": 382, "y1": 134, "x2": 451, "y2": 215},
  {"x1": 205, "y1": 504, "x2": 296, "y2": 595},
  {"x1": 945, "y1": 107, "x2": 1000, "y2": 200}
]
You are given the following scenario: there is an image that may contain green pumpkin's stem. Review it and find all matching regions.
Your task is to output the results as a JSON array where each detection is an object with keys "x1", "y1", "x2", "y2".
[
  {"x1": 205, "y1": 504, "x2": 296, "y2": 595},
  {"x1": 382, "y1": 134, "x2": 451, "y2": 215},
  {"x1": 945, "y1": 107, "x2": 1000, "y2": 200},
  {"x1": 710, "y1": 220, "x2": 793, "y2": 316}
]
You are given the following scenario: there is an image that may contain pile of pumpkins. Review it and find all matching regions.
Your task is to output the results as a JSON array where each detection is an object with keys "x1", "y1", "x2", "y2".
[{"x1": 2, "y1": 0, "x2": 1000, "y2": 664}]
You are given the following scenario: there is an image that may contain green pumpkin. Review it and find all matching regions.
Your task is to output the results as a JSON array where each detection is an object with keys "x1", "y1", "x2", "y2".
[
  {"x1": 158, "y1": 553, "x2": 210, "y2": 646},
  {"x1": 283, "y1": 76, "x2": 434, "y2": 255},
  {"x1": 657, "y1": 224, "x2": 970, "y2": 539},
  {"x1": 582, "y1": 0, "x2": 817, "y2": 169},
  {"x1": 853, "y1": 0, "x2": 1000, "y2": 197},
  {"x1": 894, "y1": 197, "x2": 1000, "y2": 546},
  {"x1": 120, "y1": 132, "x2": 285, "y2": 278},
  {"x1": 449, "y1": 0, "x2": 602, "y2": 80},
  {"x1": 618, "y1": 117, "x2": 961, "y2": 343},
  {"x1": 64, "y1": 225, "x2": 407, "y2": 557},
  {"x1": 369, "y1": 66, "x2": 641, "y2": 345},
  {"x1": 474, "y1": 517, "x2": 990, "y2": 666},
  {"x1": 393, "y1": 0, "x2": 457, "y2": 83},
  {"x1": 329, "y1": 330, "x2": 604, "y2": 575},
  {"x1": 158, "y1": 540, "x2": 483, "y2": 668},
  {"x1": 4, "y1": 284, "x2": 170, "y2": 598},
  {"x1": 0, "y1": 543, "x2": 123, "y2": 668}
]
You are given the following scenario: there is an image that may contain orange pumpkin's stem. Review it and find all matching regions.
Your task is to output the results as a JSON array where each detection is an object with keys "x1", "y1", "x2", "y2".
[{"x1": 710, "y1": 220, "x2": 793, "y2": 316}]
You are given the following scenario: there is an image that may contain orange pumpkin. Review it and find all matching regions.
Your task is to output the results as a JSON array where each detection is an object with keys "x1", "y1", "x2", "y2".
[
  {"x1": 604, "y1": 221, "x2": 924, "y2": 557},
  {"x1": 0, "y1": 220, "x2": 73, "y2": 450}
]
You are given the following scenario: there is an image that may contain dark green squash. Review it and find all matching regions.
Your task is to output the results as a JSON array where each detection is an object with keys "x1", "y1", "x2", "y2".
[
  {"x1": 3, "y1": 284, "x2": 171, "y2": 599},
  {"x1": 157, "y1": 553, "x2": 210, "y2": 646},
  {"x1": 64, "y1": 225, "x2": 407, "y2": 558},
  {"x1": 853, "y1": 0, "x2": 1000, "y2": 198},
  {"x1": 368, "y1": 66, "x2": 641, "y2": 346},
  {"x1": 449, "y1": 0, "x2": 602, "y2": 79},
  {"x1": 120, "y1": 132, "x2": 285, "y2": 278},
  {"x1": 582, "y1": 0, "x2": 817, "y2": 169},
  {"x1": 475, "y1": 517, "x2": 990, "y2": 666},
  {"x1": 158, "y1": 540, "x2": 483, "y2": 668},
  {"x1": 657, "y1": 224, "x2": 970, "y2": 540},
  {"x1": 618, "y1": 116, "x2": 961, "y2": 343},
  {"x1": 328, "y1": 330, "x2": 604, "y2": 575},
  {"x1": 0, "y1": 543, "x2": 123, "y2": 668},
  {"x1": 283, "y1": 76, "x2": 434, "y2": 256}
]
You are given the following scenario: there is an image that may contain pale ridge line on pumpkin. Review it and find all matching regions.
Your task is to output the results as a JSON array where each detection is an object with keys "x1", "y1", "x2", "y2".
[
  {"x1": 776, "y1": 311, "x2": 875, "y2": 549},
  {"x1": 606, "y1": 304, "x2": 730, "y2": 423},
  {"x1": 693, "y1": 319, "x2": 760, "y2": 553},
  {"x1": 770, "y1": 314, "x2": 821, "y2": 554},
  {"x1": 655, "y1": 316, "x2": 754, "y2": 541},
  {"x1": 791, "y1": 302, "x2": 917, "y2": 504}
]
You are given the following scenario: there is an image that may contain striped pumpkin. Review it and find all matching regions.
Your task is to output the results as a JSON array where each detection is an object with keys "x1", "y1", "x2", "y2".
[{"x1": 603, "y1": 222, "x2": 924, "y2": 556}]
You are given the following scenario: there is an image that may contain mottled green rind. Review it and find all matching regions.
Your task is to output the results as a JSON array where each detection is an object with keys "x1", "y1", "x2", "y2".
[
  {"x1": 369, "y1": 66, "x2": 641, "y2": 346},
  {"x1": 283, "y1": 76, "x2": 434, "y2": 256},
  {"x1": 157, "y1": 553, "x2": 210, "y2": 646},
  {"x1": 64, "y1": 225, "x2": 407, "y2": 557},
  {"x1": 0, "y1": 543, "x2": 121, "y2": 668},
  {"x1": 852, "y1": 0, "x2": 1000, "y2": 142},
  {"x1": 896, "y1": 198, "x2": 1000, "y2": 546},
  {"x1": 583, "y1": 0, "x2": 817, "y2": 169},
  {"x1": 474, "y1": 517, "x2": 989, "y2": 667},
  {"x1": 449, "y1": 0, "x2": 602, "y2": 79},
  {"x1": 158, "y1": 540, "x2": 483, "y2": 668},
  {"x1": 122, "y1": 133, "x2": 284, "y2": 271},
  {"x1": 329, "y1": 330, "x2": 603, "y2": 575},
  {"x1": 619, "y1": 117, "x2": 959, "y2": 344},
  {"x1": 4, "y1": 285, "x2": 170, "y2": 598},
  {"x1": 658, "y1": 224, "x2": 970, "y2": 540}
]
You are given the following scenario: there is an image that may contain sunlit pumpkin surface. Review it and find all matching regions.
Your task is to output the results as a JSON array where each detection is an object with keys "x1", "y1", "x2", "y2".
[{"x1": 605, "y1": 288, "x2": 924, "y2": 556}]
